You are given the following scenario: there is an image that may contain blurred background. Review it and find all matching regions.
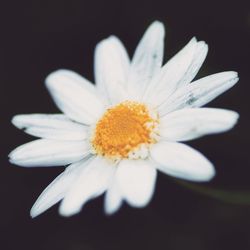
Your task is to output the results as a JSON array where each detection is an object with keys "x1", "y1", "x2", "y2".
[{"x1": 1, "y1": 0, "x2": 250, "y2": 249}]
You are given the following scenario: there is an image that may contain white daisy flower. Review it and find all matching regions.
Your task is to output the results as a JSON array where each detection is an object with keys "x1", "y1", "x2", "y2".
[{"x1": 9, "y1": 21, "x2": 239, "y2": 218}]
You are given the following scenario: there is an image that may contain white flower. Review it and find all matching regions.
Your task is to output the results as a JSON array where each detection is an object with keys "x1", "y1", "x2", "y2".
[{"x1": 9, "y1": 21, "x2": 239, "y2": 218}]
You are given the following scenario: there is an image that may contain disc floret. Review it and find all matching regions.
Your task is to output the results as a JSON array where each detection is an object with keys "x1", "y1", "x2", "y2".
[{"x1": 91, "y1": 101, "x2": 159, "y2": 161}]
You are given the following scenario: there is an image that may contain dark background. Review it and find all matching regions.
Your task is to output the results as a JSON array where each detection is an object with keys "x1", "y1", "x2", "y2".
[{"x1": 1, "y1": 0, "x2": 250, "y2": 249}]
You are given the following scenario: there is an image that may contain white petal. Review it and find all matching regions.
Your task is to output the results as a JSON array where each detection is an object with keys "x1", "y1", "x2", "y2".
[
  {"x1": 181, "y1": 41, "x2": 208, "y2": 85},
  {"x1": 30, "y1": 159, "x2": 89, "y2": 218},
  {"x1": 128, "y1": 21, "x2": 165, "y2": 100},
  {"x1": 59, "y1": 156, "x2": 115, "y2": 216},
  {"x1": 159, "y1": 71, "x2": 239, "y2": 115},
  {"x1": 143, "y1": 37, "x2": 198, "y2": 103},
  {"x1": 12, "y1": 114, "x2": 88, "y2": 141},
  {"x1": 160, "y1": 108, "x2": 239, "y2": 141},
  {"x1": 94, "y1": 36, "x2": 130, "y2": 104},
  {"x1": 9, "y1": 139, "x2": 90, "y2": 167},
  {"x1": 116, "y1": 160, "x2": 157, "y2": 207},
  {"x1": 104, "y1": 174, "x2": 123, "y2": 215},
  {"x1": 151, "y1": 141, "x2": 215, "y2": 182},
  {"x1": 45, "y1": 69, "x2": 104, "y2": 124}
]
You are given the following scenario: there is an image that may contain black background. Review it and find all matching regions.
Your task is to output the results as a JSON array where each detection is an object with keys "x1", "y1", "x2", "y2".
[{"x1": 1, "y1": 0, "x2": 250, "y2": 249}]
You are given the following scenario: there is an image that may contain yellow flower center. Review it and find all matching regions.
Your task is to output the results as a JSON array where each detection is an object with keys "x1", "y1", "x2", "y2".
[{"x1": 91, "y1": 101, "x2": 159, "y2": 160}]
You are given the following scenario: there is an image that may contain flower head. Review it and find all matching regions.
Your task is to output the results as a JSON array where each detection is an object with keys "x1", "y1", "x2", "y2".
[{"x1": 9, "y1": 21, "x2": 239, "y2": 217}]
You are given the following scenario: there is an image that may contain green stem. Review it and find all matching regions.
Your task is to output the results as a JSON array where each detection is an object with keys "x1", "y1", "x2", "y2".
[{"x1": 174, "y1": 179, "x2": 250, "y2": 205}]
